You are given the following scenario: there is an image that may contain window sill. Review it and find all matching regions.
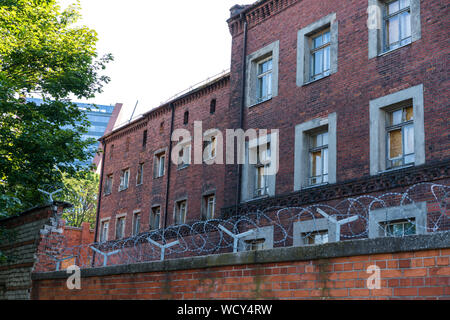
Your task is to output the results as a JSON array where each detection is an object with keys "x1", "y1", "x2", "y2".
[
  {"x1": 248, "y1": 97, "x2": 272, "y2": 109},
  {"x1": 153, "y1": 175, "x2": 165, "y2": 180},
  {"x1": 118, "y1": 188, "x2": 129, "y2": 193},
  {"x1": 302, "y1": 74, "x2": 331, "y2": 87},
  {"x1": 302, "y1": 182, "x2": 330, "y2": 190},
  {"x1": 377, "y1": 42, "x2": 412, "y2": 57},
  {"x1": 177, "y1": 165, "x2": 190, "y2": 171},
  {"x1": 379, "y1": 163, "x2": 414, "y2": 174}
]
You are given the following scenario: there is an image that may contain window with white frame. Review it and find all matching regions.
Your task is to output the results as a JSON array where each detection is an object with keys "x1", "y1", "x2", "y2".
[
  {"x1": 241, "y1": 133, "x2": 278, "y2": 202},
  {"x1": 136, "y1": 163, "x2": 144, "y2": 185},
  {"x1": 202, "y1": 194, "x2": 216, "y2": 221},
  {"x1": 100, "y1": 220, "x2": 109, "y2": 242},
  {"x1": 154, "y1": 152, "x2": 166, "y2": 178},
  {"x1": 293, "y1": 219, "x2": 338, "y2": 246},
  {"x1": 383, "y1": 0, "x2": 411, "y2": 51},
  {"x1": 310, "y1": 29, "x2": 331, "y2": 81},
  {"x1": 294, "y1": 113, "x2": 337, "y2": 191},
  {"x1": 386, "y1": 104, "x2": 415, "y2": 169},
  {"x1": 297, "y1": 13, "x2": 338, "y2": 86},
  {"x1": 104, "y1": 174, "x2": 113, "y2": 195},
  {"x1": 256, "y1": 57, "x2": 273, "y2": 103},
  {"x1": 174, "y1": 200, "x2": 187, "y2": 225},
  {"x1": 303, "y1": 230, "x2": 329, "y2": 245},
  {"x1": 203, "y1": 135, "x2": 217, "y2": 161},
  {"x1": 246, "y1": 41, "x2": 279, "y2": 107},
  {"x1": 116, "y1": 216, "x2": 126, "y2": 239},
  {"x1": 119, "y1": 169, "x2": 130, "y2": 191},
  {"x1": 178, "y1": 144, "x2": 191, "y2": 169},
  {"x1": 368, "y1": 0, "x2": 421, "y2": 58},
  {"x1": 238, "y1": 226, "x2": 274, "y2": 252},
  {"x1": 368, "y1": 202, "x2": 427, "y2": 238},
  {"x1": 150, "y1": 206, "x2": 161, "y2": 230},
  {"x1": 369, "y1": 84, "x2": 425, "y2": 175},
  {"x1": 308, "y1": 131, "x2": 329, "y2": 186},
  {"x1": 253, "y1": 143, "x2": 271, "y2": 198},
  {"x1": 133, "y1": 212, "x2": 141, "y2": 236}
]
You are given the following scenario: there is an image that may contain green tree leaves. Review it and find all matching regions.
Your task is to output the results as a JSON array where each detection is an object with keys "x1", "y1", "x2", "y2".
[{"x1": 0, "y1": 0, "x2": 112, "y2": 215}]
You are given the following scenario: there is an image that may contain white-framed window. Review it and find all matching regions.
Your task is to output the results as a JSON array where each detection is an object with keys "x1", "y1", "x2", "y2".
[
  {"x1": 116, "y1": 216, "x2": 126, "y2": 239},
  {"x1": 203, "y1": 136, "x2": 217, "y2": 161},
  {"x1": 310, "y1": 29, "x2": 331, "y2": 81},
  {"x1": 303, "y1": 230, "x2": 329, "y2": 245},
  {"x1": 383, "y1": 0, "x2": 412, "y2": 51},
  {"x1": 246, "y1": 41, "x2": 279, "y2": 107},
  {"x1": 294, "y1": 113, "x2": 337, "y2": 191},
  {"x1": 308, "y1": 131, "x2": 329, "y2": 186},
  {"x1": 178, "y1": 144, "x2": 191, "y2": 169},
  {"x1": 100, "y1": 220, "x2": 109, "y2": 242},
  {"x1": 150, "y1": 206, "x2": 161, "y2": 231},
  {"x1": 104, "y1": 174, "x2": 113, "y2": 195},
  {"x1": 256, "y1": 57, "x2": 273, "y2": 103},
  {"x1": 368, "y1": 0, "x2": 421, "y2": 58},
  {"x1": 119, "y1": 169, "x2": 130, "y2": 191},
  {"x1": 254, "y1": 144, "x2": 271, "y2": 198},
  {"x1": 154, "y1": 152, "x2": 166, "y2": 178},
  {"x1": 383, "y1": 219, "x2": 416, "y2": 237},
  {"x1": 293, "y1": 219, "x2": 338, "y2": 246},
  {"x1": 238, "y1": 226, "x2": 274, "y2": 252},
  {"x1": 386, "y1": 104, "x2": 415, "y2": 169},
  {"x1": 369, "y1": 202, "x2": 427, "y2": 238},
  {"x1": 297, "y1": 13, "x2": 338, "y2": 86},
  {"x1": 241, "y1": 132, "x2": 278, "y2": 202},
  {"x1": 369, "y1": 84, "x2": 425, "y2": 175},
  {"x1": 202, "y1": 194, "x2": 216, "y2": 221},
  {"x1": 136, "y1": 163, "x2": 144, "y2": 186},
  {"x1": 174, "y1": 200, "x2": 187, "y2": 225},
  {"x1": 133, "y1": 211, "x2": 141, "y2": 236}
]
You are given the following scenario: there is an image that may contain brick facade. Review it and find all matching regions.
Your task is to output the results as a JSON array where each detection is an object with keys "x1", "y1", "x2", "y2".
[{"x1": 95, "y1": 0, "x2": 449, "y2": 245}]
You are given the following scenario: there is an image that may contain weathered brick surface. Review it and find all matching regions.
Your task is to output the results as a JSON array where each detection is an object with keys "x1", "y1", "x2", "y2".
[
  {"x1": 0, "y1": 203, "x2": 69, "y2": 300},
  {"x1": 31, "y1": 248, "x2": 450, "y2": 300}
]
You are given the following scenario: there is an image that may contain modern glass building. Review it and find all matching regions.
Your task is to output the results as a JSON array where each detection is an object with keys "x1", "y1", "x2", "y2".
[{"x1": 28, "y1": 98, "x2": 116, "y2": 166}]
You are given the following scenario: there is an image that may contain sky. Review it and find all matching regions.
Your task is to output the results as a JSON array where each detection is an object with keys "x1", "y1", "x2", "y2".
[{"x1": 57, "y1": 0, "x2": 255, "y2": 127}]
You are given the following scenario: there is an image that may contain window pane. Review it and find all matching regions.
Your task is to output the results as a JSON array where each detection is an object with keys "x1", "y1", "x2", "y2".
[
  {"x1": 323, "y1": 46, "x2": 330, "y2": 73},
  {"x1": 313, "y1": 34, "x2": 323, "y2": 48},
  {"x1": 313, "y1": 50, "x2": 323, "y2": 76},
  {"x1": 311, "y1": 151, "x2": 322, "y2": 177},
  {"x1": 387, "y1": 15, "x2": 400, "y2": 46},
  {"x1": 388, "y1": 0, "x2": 400, "y2": 14},
  {"x1": 323, "y1": 31, "x2": 331, "y2": 44},
  {"x1": 400, "y1": 0, "x2": 410, "y2": 9},
  {"x1": 323, "y1": 148, "x2": 329, "y2": 175},
  {"x1": 405, "y1": 106, "x2": 413, "y2": 121},
  {"x1": 400, "y1": 11, "x2": 411, "y2": 40},
  {"x1": 389, "y1": 129, "x2": 403, "y2": 159},
  {"x1": 322, "y1": 132, "x2": 329, "y2": 146},
  {"x1": 403, "y1": 124, "x2": 415, "y2": 155},
  {"x1": 391, "y1": 109, "x2": 403, "y2": 125},
  {"x1": 266, "y1": 72, "x2": 272, "y2": 97}
]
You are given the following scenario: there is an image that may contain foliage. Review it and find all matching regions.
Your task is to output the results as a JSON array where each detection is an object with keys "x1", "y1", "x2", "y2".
[
  {"x1": 59, "y1": 171, "x2": 99, "y2": 228},
  {"x1": 0, "y1": 0, "x2": 112, "y2": 215}
]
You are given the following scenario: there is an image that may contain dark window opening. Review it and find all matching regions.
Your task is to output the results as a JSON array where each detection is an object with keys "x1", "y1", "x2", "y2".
[
  {"x1": 142, "y1": 130, "x2": 148, "y2": 148},
  {"x1": 210, "y1": 99, "x2": 216, "y2": 114},
  {"x1": 183, "y1": 111, "x2": 189, "y2": 125}
]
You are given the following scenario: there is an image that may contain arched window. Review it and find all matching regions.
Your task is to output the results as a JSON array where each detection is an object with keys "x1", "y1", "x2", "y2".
[{"x1": 183, "y1": 111, "x2": 189, "y2": 125}]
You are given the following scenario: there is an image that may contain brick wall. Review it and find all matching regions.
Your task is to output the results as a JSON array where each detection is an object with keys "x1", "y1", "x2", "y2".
[
  {"x1": 31, "y1": 232, "x2": 450, "y2": 300},
  {"x1": 0, "y1": 202, "x2": 71, "y2": 300}
]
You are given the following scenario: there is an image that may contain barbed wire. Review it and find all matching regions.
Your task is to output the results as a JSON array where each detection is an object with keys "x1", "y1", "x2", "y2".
[{"x1": 34, "y1": 182, "x2": 449, "y2": 272}]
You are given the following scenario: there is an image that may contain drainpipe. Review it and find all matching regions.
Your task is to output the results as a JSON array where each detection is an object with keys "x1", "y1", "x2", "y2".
[
  {"x1": 92, "y1": 140, "x2": 106, "y2": 266},
  {"x1": 163, "y1": 102, "x2": 176, "y2": 229},
  {"x1": 235, "y1": 14, "x2": 248, "y2": 213}
]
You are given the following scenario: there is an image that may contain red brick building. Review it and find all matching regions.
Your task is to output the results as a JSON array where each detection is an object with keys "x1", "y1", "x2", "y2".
[{"x1": 95, "y1": 0, "x2": 449, "y2": 244}]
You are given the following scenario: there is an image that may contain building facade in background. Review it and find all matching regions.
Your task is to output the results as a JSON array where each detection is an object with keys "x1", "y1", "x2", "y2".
[
  {"x1": 95, "y1": 0, "x2": 449, "y2": 245},
  {"x1": 28, "y1": 98, "x2": 121, "y2": 169}
]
